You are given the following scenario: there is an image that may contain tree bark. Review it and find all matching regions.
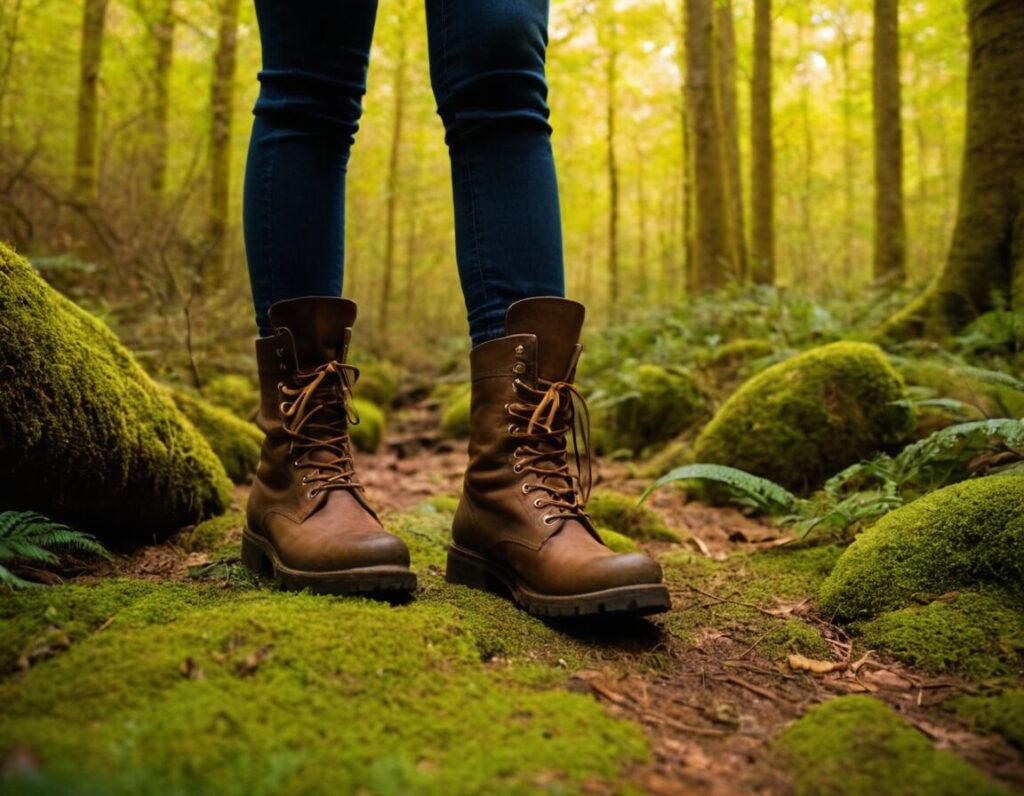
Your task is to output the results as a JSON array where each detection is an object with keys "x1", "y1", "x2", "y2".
[
  {"x1": 150, "y1": 0, "x2": 175, "y2": 196},
  {"x1": 73, "y1": 0, "x2": 109, "y2": 201},
  {"x1": 716, "y1": 0, "x2": 746, "y2": 279},
  {"x1": 884, "y1": 0, "x2": 1024, "y2": 336},
  {"x1": 602, "y1": 1, "x2": 621, "y2": 305},
  {"x1": 207, "y1": 0, "x2": 240, "y2": 282},
  {"x1": 749, "y1": 0, "x2": 773, "y2": 284},
  {"x1": 685, "y1": 0, "x2": 734, "y2": 292},
  {"x1": 872, "y1": 0, "x2": 906, "y2": 284}
]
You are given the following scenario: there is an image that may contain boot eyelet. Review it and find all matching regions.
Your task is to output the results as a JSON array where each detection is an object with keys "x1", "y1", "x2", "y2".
[
  {"x1": 279, "y1": 363, "x2": 288, "y2": 372},
  {"x1": 513, "y1": 463, "x2": 523, "y2": 473},
  {"x1": 515, "y1": 344, "x2": 525, "y2": 355},
  {"x1": 301, "y1": 475, "x2": 308, "y2": 484},
  {"x1": 522, "y1": 484, "x2": 531, "y2": 494},
  {"x1": 512, "y1": 362, "x2": 526, "y2": 375},
  {"x1": 533, "y1": 498, "x2": 544, "y2": 508},
  {"x1": 308, "y1": 489, "x2": 319, "y2": 499},
  {"x1": 542, "y1": 514, "x2": 555, "y2": 525},
  {"x1": 508, "y1": 424, "x2": 519, "y2": 436},
  {"x1": 276, "y1": 347, "x2": 286, "y2": 357}
]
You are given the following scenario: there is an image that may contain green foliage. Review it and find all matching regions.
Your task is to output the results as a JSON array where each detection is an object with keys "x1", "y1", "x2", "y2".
[
  {"x1": 819, "y1": 476, "x2": 1024, "y2": 621},
  {"x1": 949, "y1": 690, "x2": 1024, "y2": 748},
  {"x1": 589, "y1": 363, "x2": 705, "y2": 454},
  {"x1": 188, "y1": 512, "x2": 245, "y2": 553},
  {"x1": 595, "y1": 527, "x2": 640, "y2": 554},
  {"x1": 642, "y1": 463, "x2": 797, "y2": 514},
  {"x1": 203, "y1": 374, "x2": 259, "y2": 420},
  {"x1": 693, "y1": 342, "x2": 915, "y2": 491},
  {"x1": 956, "y1": 310, "x2": 1024, "y2": 355},
  {"x1": 586, "y1": 490, "x2": 680, "y2": 542},
  {"x1": 349, "y1": 399, "x2": 385, "y2": 453},
  {"x1": 0, "y1": 511, "x2": 109, "y2": 589},
  {"x1": 439, "y1": 384, "x2": 472, "y2": 440},
  {"x1": 167, "y1": 386, "x2": 264, "y2": 484},
  {"x1": 775, "y1": 696, "x2": 1007, "y2": 796},
  {"x1": 856, "y1": 590, "x2": 1024, "y2": 679},
  {"x1": 0, "y1": 243, "x2": 232, "y2": 545},
  {"x1": 356, "y1": 361, "x2": 405, "y2": 408}
]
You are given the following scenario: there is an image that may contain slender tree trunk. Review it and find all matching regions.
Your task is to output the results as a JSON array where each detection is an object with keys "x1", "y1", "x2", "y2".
[
  {"x1": 0, "y1": 0, "x2": 25, "y2": 129},
  {"x1": 883, "y1": 0, "x2": 1024, "y2": 336},
  {"x1": 716, "y1": 0, "x2": 746, "y2": 278},
  {"x1": 873, "y1": 0, "x2": 906, "y2": 284},
  {"x1": 73, "y1": 0, "x2": 109, "y2": 201},
  {"x1": 749, "y1": 0, "x2": 773, "y2": 284},
  {"x1": 839, "y1": 19, "x2": 856, "y2": 284},
  {"x1": 150, "y1": 0, "x2": 175, "y2": 196},
  {"x1": 379, "y1": 13, "x2": 408, "y2": 335},
  {"x1": 634, "y1": 136, "x2": 649, "y2": 297},
  {"x1": 678, "y1": 2, "x2": 693, "y2": 286},
  {"x1": 207, "y1": 0, "x2": 240, "y2": 283},
  {"x1": 603, "y1": 4, "x2": 620, "y2": 306},
  {"x1": 685, "y1": 0, "x2": 733, "y2": 292},
  {"x1": 796, "y1": 17, "x2": 820, "y2": 285}
]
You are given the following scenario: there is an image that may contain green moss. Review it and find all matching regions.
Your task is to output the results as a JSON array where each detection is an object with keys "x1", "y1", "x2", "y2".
[
  {"x1": 203, "y1": 374, "x2": 259, "y2": 420},
  {"x1": 167, "y1": 386, "x2": 263, "y2": 484},
  {"x1": 356, "y1": 360, "x2": 405, "y2": 408},
  {"x1": 0, "y1": 242, "x2": 231, "y2": 545},
  {"x1": 858, "y1": 590, "x2": 1024, "y2": 679},
  {"x1": 694, "y1": 342, "x2": 914, "y2": 491},
  {"x1": 819, "y1": 476, "x2": 1024, "y2": 621},
  {"x1": 949, "y1": 690, "x2": 1024, "y2": 748},
  {"x1": 189, "y1": 511, "x2": 246, "y2": 553},
  {"x1": 640, "y1": 438, "x2": 694, "y2": 479},
  {"x1": 775, "y1": 696, "x2": 1007, "y2": 796},
  {"x1": 418, "y1": 494, "x2": 461, "y2": 516},
  {"x1": 594, "y1": 364, "x2": 705, "y2": 454},
  {"x1": 439, "y1": 384, "x2": 472, "y2": 440},
  {"x1": 0, "y1": 568, "x2": 647, "y2": 794},
  {"x1": 349, "y1": 398, "x2": 385, "y2": 453},
  {"x1": 596, "y1": 527, "x2": 640, "y2": 554},
  {"x1": 587, "y1": 491, "x2": 680, "y2": 542}
]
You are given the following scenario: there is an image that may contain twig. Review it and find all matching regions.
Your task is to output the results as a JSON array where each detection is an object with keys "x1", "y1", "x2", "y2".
[{"x1": 686, "y1": 584, "x2": 783, "y2": 619}]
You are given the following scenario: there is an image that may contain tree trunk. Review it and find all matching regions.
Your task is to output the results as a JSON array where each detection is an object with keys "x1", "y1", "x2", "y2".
[
  {"x1": 685, "y1": 0, "x2": 734, "y2": 292},
  {"x1": 207, "y1": 0, "x2": 240, "y2": 283},
  {"x1": 884, "y1": 0, "x2": 1024, "y2": 336},
  {"x1": 73, "y1": 0, "x2": 109, "y2": 201},
  {"x1": 677, "y1": 1, "x2": 693, "y2": 286},
  {"x1": 716, "y1": 0, "x2": 746, "y2": 278},
  {"x1": 150, "y1": 0, "x2": 175, "y2": 196},
  {"x1": 379, "y1": 11, "x2": 408, "y2": 335},
  {"x1": 603, "y1": 3, "x2": 620, "y2": 306},
  {"x1": 840, "y1": 18, "x2": 856, "y2": 284},
  {"x1": 749, "y1": 0, "x2": 773, "y2": 284},
  {"x1": 872, "y1": 0, "x2": 906, "y2": 284}
]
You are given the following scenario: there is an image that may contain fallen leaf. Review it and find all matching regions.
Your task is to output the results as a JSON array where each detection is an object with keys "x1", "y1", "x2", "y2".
[{"x1": 236, "y1": 644, "x2": 273, "y2": 677}]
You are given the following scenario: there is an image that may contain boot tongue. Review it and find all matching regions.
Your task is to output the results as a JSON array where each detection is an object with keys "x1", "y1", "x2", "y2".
[
  {"x1": 505, "y1": 297, "x2": 585, "y2": 382},
  {"x1": 269, "y1": 297, "x2": 357, "y2": 371}
]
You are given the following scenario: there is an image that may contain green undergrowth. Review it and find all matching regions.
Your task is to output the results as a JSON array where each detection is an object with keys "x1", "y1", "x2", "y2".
[
  {"x1": 167, "y1": 386, "x2": 263, "y2": 484},
  {"x1": 948, "y1": 690, "x2": 1024, "y2": 749},
  {"x1": 775, "y1": 695, "x2": 1007, "y2": 796},
  {"x1": 188, "y1": 511, "x2": 246, "y2": 553},
  {"x1": 0, "y1": 513, "x2": 651, "y2": 795},
  {"x1": 655, "y1": 544, "x2": 841, "y2": 661},
  {"x1": 587, "y1": 490, "x2": 681, "y2": 542}
]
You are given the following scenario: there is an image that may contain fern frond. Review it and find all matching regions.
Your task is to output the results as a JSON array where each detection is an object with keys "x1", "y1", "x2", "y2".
[
  {"x1": 0, "y1": 511, "x2": 110, "y2": 590},
  {"x1": 641, "y1": 463, "x2": 796, "y2": 515}
]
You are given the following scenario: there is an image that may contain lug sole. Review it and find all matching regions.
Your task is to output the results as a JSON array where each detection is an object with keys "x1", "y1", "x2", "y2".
[
  {"x1": 445, "y1": 543, "x2": 671, "y2": 618},
  {"x1": 241, "y1": 528, "x2": 417, "y2": 596}
]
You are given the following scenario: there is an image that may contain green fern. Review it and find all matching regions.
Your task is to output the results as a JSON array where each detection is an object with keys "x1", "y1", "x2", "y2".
[
  {"x1": 640, "y1": 463, "x2": 796, "y2": 514},
  {"x1": 0, "y1": 511, "x2": 110, "y2": 590}
]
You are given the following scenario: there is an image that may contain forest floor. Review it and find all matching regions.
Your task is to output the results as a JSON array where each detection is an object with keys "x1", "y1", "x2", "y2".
[{"x1": 2, "y1": 399, "x2": 1023, "y2": 795}]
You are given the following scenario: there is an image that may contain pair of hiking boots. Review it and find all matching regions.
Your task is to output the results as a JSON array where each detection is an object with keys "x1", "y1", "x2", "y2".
[{"x1": 241, "y1": 296, "x2": 670, "y2": 618}]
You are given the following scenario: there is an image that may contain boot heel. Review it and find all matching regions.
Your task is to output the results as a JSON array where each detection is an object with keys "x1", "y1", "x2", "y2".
[
  {"x1": 241, "y1": 532, "x2": 273, "y2": 577},
  {"x1": 445, "y1": 546, "x2": 502, "y2": 594}
]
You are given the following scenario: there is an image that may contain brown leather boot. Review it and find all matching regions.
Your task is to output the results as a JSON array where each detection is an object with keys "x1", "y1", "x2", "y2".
[
  {"x1": 447, "y1": 297, "x2": 671, "y2": 617},
  {"x1": 242, "y1": 297, "x2": 416, "y2": 595}
]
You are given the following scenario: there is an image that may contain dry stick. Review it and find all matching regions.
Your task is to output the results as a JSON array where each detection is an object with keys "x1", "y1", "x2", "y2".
[
  {"x1": 686, "y1": 584, "x2": 783, "y2": 619},
  {"x1": 729, "y1": 625, "x2": 780, "y2": 661}
]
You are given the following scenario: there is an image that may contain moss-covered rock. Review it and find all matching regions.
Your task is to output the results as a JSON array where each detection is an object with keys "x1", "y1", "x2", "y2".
[
  {"x1": 856, "y1": 590, "x2": 1024, "y2": 679},
  {"x1": 203, "y1": 374, "x2": 259, "y2": 420},
  {"x1": 188, "y1": 511, "x2": 246, "y2": 553},
  {"x1": 593, "y1": 364, "x2": 706, "y2": 454},
  {"x1": 694, "y1": 342, "x2": 914, "y2": 491},
  {"x1": 167, "y1": 387, "x2": 263, "y2": 484},
  {"x1": 356, "y1": 360, "x2": 405, "y2": 408},
  {"x1": 775, "y1": 695, "x2": 1006, "y2": 796},
  {"x1": 0, "y1": 242, "x2": 231, "y2": 545},
  {"x1": 349, "y1": 398, "x2": 385, "y2": 453},
  {"x1": 439, "y1": 384, "x2": 472, "y2": 440},
  {"x1": 587, "y1": 490, "x2": 680, "y2": 542},
  {"x1": 949, "y1": 690, "x2": 1024, "y2": 749},
  {"x1": 819, "y1": 476, "x2": 1024, "y2": 621},
  {"x1": 596, "y1": 526, "x2": 640, "y2": 554}
]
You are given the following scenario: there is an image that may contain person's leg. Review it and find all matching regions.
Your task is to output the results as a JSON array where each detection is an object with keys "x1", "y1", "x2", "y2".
[
  {"x1": 243, "y1": 0, "x2": 379, "y2": 336},
  {"x1": 425, "y1": 0, "x2": 565, "y2": 346}
]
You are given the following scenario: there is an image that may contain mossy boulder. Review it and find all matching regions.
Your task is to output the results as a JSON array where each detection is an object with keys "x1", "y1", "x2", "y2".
[
  {"x1": 167, "y1": 387, "x2": 263, "y2": 484},
  {"x1": 950, "y1": 690, "x2": 1024, "y2": 749},
  {"x1": 587, "y1": 490, "x2": 680, "y2": 542},
  {"x1": 350, "y1": 398, "x2": 385, "y2": 453},
  {"x1": 188, "y1": 511, "x2": 245, "y2": 553},
  {"x1": 356, "y1": 360, "x2": 405, "y2": 407},
  {"x1": 439, "y1": 384, "x2": 472, "y2": 440},
  {"x1": 775, "y1": 695, "x2": 1006, "y2": 796},
  {"x1": 694, "y1": 342, "x2": 914, "y2": 491},
  {"x1": 203, "y1": 374, "x2": 259, "y2": 420},
  {"x1": 594, "y1": 364, "x2": 705, "y2": 454},
  {"x1": 0, "y1": 242, "x2": 231, "y2": 545},
  {"x1": 596, "y1": 526, "x2": 640, "y2": 554},
  {"x1": 819, "y1": 476, "x2": 1024, "y2": 621}
]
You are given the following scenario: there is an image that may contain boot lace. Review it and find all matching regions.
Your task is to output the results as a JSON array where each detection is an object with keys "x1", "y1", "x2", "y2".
[
  {"x1": 507, "y1": 377, "x2": 592, "y2": 526},
  {"x1": 279, "y1": 360, "x2": 362, "y2": 497}
]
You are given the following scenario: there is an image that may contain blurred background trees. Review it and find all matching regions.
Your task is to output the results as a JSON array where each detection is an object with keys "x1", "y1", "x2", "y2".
[{"x1": 0, "y1": 0, "x2": 978, "y2": 377}]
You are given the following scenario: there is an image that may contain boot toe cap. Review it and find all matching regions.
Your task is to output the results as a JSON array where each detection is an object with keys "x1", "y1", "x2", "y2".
[{"x1": 585, "y1": 552, "x2": 663, "y2": 591}]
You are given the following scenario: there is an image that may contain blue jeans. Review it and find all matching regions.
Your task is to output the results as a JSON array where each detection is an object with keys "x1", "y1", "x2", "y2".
[{"x1": 243, "y1": 0, "x2": 565, "y2": 344}]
